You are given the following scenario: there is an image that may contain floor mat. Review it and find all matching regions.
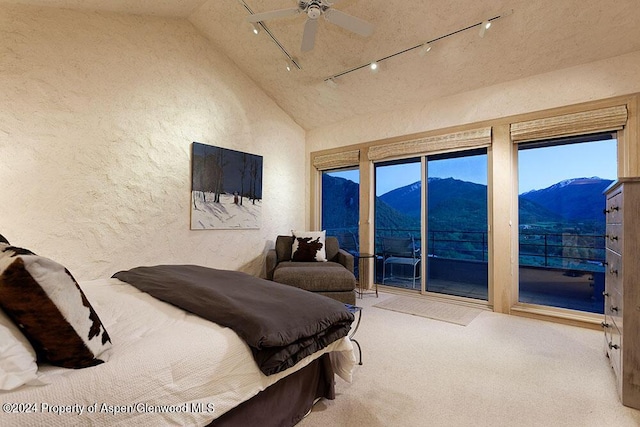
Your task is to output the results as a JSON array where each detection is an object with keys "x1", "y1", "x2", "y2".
[{"x1": 373, "y1": 295, "x2": 483, "y2": 326}]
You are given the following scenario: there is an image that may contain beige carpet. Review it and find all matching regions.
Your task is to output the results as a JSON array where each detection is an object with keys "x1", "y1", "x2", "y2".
[
  {"x1": 373, "y1": 295, "x2": 483, "y2": 326},
  {"x1": 300, "y1": 292, "x2": 640, "y2": 427}
]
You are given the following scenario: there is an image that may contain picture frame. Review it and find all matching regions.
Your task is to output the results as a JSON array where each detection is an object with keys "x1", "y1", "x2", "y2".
[{"x1": 191, "y1": 142, "x2": 263, "y2": 229}]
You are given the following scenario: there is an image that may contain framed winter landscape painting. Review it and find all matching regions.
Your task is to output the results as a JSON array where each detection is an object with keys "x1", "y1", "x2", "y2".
[{"x1": 191, "y1": 142, "x2": 263, "y2": 229}]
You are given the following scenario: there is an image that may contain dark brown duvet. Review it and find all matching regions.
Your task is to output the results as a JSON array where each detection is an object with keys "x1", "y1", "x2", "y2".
[{"x1": 112, "y1": 264, "x2": 353, "y2": 375}]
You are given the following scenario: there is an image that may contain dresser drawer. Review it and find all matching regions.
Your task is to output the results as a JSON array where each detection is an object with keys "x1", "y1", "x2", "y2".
[
  {"x1": 605, "y1": 251, "x2": 623, "y2": 295},
  {"x1": 604, "y1": 314, "x2": 622, "y2": 378},
  {"x1": 606, "y1": 223, "x2": 623, "y2": 254},
  {"x1": 608, "y1": 288, "x2": 623, "y2": 331},
  {"x1": 605, "y1": 191, "x2": 623, "y2": 224},
  {"x1": 608, "y1": 323, "x2": 622, "y2": 381},
  {"x1": 603, "y1": 314, "x2": 615, "y2": 355}
]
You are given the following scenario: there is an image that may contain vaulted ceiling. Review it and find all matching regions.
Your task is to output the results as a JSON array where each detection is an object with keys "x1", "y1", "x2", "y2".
[{"x1": 3, "y1": 0, "x2": 640, "y2": 130}]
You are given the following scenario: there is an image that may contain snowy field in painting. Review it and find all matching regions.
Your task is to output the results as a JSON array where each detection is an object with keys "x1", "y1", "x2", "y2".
[{"x1": 191, "y1": 192, "x2": 261, "y2": 229}]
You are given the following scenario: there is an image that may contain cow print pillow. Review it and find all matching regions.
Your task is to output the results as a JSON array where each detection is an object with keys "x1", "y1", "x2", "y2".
[
  {"x1": 291, "y1": 231, "x2": 327, "y2": 262},
  {"x1": 0, "y1": 244, "x2": 111, "y2": 369}
]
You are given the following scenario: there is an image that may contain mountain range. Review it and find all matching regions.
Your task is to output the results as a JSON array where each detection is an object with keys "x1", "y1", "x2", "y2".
[{"x1": 322, "y1": 174, "x2": 614, "y2": 234}]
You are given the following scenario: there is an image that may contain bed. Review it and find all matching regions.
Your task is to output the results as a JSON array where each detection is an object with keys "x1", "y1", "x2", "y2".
[{"x1": 0, "y1": 243, "x2": 356, "y2": 427}]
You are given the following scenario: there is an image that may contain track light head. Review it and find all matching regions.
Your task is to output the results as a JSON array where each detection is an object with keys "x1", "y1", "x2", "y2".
[
  {"x1": 285, "y1": 57, "x2": 298, "y2": 72},
  {"x1": 251, "y1": 23, "x2": 261, "y2": 35},
  {"x1": 478, "y1": 20, "x2": 491, "y2": 38},
  {"x1": 369, "y1": 61, "x2": 379, "y2": 73},
  {"x1": 418, "y1": 43, "x2": 432, "y2": 57}
]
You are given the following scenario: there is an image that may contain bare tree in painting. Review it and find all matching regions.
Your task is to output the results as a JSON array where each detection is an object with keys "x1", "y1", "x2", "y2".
[
  {"x1": 250, "y1": 157, "x2": 260, "y2": 205},
  {"x1": 192, "y1": 153, "x2": 204, "y2": 210},
  {"x1": 204, "y1": 150, "x2": 219, "y2": 203},
  {"x1": 213, "y1": 148, "x2": 228, "y2": 203},
  {"x1": 238, "y1": 152, "x2": 249, "y2": 206}
]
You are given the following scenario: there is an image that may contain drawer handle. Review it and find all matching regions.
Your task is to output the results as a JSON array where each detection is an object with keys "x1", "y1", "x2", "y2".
[
  {"x1": 610, "y1": 306, "x2": 619, "y2": 313},
  {"x1": 603, "y1": 291, "x2": 610, "y2": 297},
  {"x1": 609, "y1": 268, "x2": 618, "y2": 276},
  {"x1": 609, "y1": 342, "x2": 620, "y2": 350},
  {"x1": 607, "y1": 235, "x2": 619, "y2": 242},
  {"x1": 601, "y1": 322, "x2": 611, "y2": 329},
  {"x1": 604, "y1": 206, "x2": 620, "y2": 214}
]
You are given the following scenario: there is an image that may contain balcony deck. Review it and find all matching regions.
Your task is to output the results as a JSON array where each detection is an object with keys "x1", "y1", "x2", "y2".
[{"x1": 375, "y1": 263, "x2": 604, "y2": 314}]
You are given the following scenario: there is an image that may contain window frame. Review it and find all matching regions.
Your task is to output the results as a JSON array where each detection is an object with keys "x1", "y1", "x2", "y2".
[{"x1": 310, "y1": 95, "x2": 637, "y2": 328}]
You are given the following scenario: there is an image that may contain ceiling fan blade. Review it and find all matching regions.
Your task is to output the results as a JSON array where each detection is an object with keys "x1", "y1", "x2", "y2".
[
  {"x1": 324, "y1": 9, "x2": 374, "y2": 36},
  {"x1": 301, "y1": 18, "x2": 319, "y2": 52},
  {"x1": 247, "y1": 7, "x2": 300, "y2": 23}
]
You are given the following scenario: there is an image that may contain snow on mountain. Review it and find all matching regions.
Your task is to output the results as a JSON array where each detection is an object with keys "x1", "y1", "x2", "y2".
[{"x1": 526, "y1": 177, "x2": 604, "y2": 194}]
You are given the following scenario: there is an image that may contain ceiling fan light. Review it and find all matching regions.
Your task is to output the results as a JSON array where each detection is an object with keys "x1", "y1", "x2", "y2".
[
  {"x1": 418, "y1": 43, "x2": 432, "y2": 56},
  {"x1": 479, "y1": 20, "x2": 491, "y2": 38},
  {"x1": 307, "y1": 5, "x2": 322, "y2": 20}
]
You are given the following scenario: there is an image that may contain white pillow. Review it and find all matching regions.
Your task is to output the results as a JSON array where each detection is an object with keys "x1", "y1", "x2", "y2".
[
  {"x1": 0, "y1": 309, "x2": 39, "y2": 391},
  {"x1": 291, "y1": 230, "x2": 327, "y2": 262}
]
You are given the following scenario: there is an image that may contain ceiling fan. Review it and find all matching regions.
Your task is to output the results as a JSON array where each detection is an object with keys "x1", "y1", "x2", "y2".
[{"x1": 246, "y1": 0, "x2": 374, "y2": 52}]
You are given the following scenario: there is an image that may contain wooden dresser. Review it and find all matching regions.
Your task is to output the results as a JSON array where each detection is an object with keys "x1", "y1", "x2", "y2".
[{"x1": 603, "y1": 178, "x2": 640, "y2": 409}]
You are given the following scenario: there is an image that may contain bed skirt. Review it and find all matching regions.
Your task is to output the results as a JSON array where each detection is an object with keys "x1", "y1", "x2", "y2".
[{"x1": 209, "y1": 353, "x2": 335, "y2": 427}]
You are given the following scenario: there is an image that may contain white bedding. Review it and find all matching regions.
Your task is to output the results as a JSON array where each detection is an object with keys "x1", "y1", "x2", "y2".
[{"x1": 0, "y1": 278, "x2": 356, "y2": 426}]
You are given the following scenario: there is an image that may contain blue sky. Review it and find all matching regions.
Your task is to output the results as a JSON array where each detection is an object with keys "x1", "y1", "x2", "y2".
[
  {"x1": 326, "y1": 138, "x2": 617, "y2": 196},
  {"x1": 518, "y1": 139, "x2": 616, "y2": 193}
]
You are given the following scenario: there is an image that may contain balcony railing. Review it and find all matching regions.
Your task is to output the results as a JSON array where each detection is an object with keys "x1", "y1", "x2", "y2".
[{"x1": 327, "y1": 227, "x2": 606, "y2": 272}]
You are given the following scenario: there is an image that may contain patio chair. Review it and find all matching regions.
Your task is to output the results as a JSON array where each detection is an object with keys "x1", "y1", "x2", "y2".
[
  {"x1": 335, "y1": 231, "x2": 359, "y2": 255},
  {"x1": 382, "y1": 236, "x2": 421, "y2": 288}
]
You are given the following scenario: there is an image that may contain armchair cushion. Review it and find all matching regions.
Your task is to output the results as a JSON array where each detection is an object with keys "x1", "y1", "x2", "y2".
[
  {"x1": 291, "y1": 231, "x2": 327, "y2": 262},
  {"x1": 273, "y1": 262, "x2": 355, "y2": 293}
]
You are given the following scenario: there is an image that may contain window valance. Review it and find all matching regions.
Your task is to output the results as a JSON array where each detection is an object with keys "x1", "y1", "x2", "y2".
[
  {"x1": 367, "y1": 127, "x2": 492, "y2": 161},
  {"x1": 510, "y1": 105, "x2": 628, "y2": 143},
  {"x1": 312, "y1": 149, "x2": 360, "y2": 170}
]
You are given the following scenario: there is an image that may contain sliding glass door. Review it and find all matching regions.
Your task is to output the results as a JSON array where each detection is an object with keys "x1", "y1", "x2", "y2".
[
  {"x1": 373, "y1": 150, "x2": 488, "y2": 301},
  {"x1": 374, "y1": 159, "x2": 421, "y2": 289},
  {"x1": 426, "y1": 149, "x2": 488, "y2": 300},
  {"x1": 517, "y1": 133, "x2": 616, "y2": 313}
]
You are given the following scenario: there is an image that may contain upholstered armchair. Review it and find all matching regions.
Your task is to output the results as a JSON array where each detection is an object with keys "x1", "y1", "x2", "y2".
[{"x1": 266, "y1": 235, "x2": 356, "y2": 305}]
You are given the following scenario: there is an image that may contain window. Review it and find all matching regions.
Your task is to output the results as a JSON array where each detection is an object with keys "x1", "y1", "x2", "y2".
[
  {"x1": 374, "y1": 159, "x2": 421, "y2": 289},
  {"x1": 517, "y1": 133, "x2": 617, "y2": 313},
  {"x1": 321, "y1": 167, "x2": 360, "y2": 262}
]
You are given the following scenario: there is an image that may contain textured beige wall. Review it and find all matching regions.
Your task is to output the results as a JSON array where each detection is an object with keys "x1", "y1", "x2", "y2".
[
  {"x1": 305, "y1": 50, "x2": 640, "y2": 229},
  {"x1": 0, "y1": 5, "x2": 305, "y2": 280},
  {"x1": 307, "y1": 50, "x2": 640, "y2": 151}
]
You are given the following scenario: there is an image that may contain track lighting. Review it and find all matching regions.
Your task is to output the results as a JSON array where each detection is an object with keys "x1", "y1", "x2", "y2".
[
  {"x1": 323, "y1": 10, "x2": 513, "y2": 83},
  {"x1": 478, "y1": 20, "x2": 491, "y2": 38},
  {"x1": 418, "y1": 42, "x2": 432, "y2": 57},
  {"x1": 239, "y1": 0, "x2": 302, "y2": 71}
]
